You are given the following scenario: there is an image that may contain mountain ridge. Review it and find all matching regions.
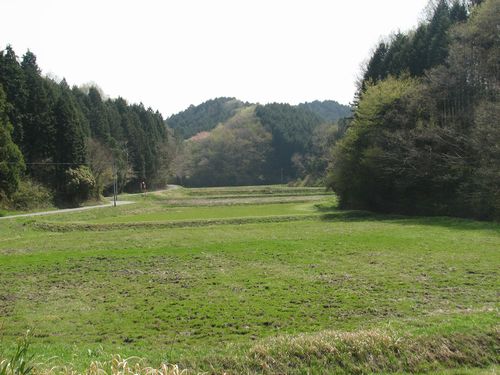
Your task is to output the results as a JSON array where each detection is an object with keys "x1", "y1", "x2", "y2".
[{"x1": 166, "y1": 97, "x2": 351, "y2": 139}]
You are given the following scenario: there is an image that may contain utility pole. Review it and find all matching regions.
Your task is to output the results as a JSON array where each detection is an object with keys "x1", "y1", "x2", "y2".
[{"x1": 112, "y1": 162, "x2": 117, "y2": 207}]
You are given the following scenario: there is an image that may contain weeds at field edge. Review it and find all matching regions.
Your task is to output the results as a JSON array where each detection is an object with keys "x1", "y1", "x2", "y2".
[{"x1": 4, "y1": 327, "x2": 497, "y2": 374}]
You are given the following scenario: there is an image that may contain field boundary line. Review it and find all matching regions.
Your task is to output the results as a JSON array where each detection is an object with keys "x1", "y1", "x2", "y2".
[{"x1": 31, "y1": 214, "x2": 321, "y2": 232}]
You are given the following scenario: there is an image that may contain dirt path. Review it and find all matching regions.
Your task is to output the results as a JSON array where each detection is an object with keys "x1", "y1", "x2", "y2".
[
  {"x1": 0, "y1": 185, "x2": 182, "y2": 221},
  {"x1": 0, "y1": 200, "x2": 134, "y2": 220}
]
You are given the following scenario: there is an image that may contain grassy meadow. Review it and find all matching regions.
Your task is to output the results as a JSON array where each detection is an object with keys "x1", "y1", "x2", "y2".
[{"x1": 0, "y1": 186, "x2": 498, "y2": 374}]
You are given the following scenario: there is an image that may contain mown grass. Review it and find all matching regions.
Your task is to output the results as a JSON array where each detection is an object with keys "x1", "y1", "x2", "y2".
[
  {"x1": 87, "y1": 202, "x2": 320, "y2": 224},
  {"x1": 183, "y1": 185, "x2": 327, "y2": 196},
  {"x1": 0, "y1": 186, "x2": 498, "y2": 374}
]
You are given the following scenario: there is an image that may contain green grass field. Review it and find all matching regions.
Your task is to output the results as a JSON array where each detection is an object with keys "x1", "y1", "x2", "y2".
[{"x1": 0, "y1": 186, "x2": 498, "y2": 374}]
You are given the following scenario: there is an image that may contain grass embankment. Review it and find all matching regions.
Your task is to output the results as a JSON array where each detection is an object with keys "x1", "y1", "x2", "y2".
[{"x1": 0, "y1": 186, "x2": 498, "y2": 374}]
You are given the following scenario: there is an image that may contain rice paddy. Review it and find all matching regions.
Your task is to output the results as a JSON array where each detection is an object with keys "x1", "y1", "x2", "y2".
[{"x1": 0, "y1": 186, "x2": 498, "y2": 374}]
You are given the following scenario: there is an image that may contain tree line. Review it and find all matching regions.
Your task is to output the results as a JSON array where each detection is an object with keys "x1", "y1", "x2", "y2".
[
  {"x1": 0, "y1": 46, "x2": 352, "y2": 208},
  {"x1": 0, "y1": 46, "x2": 169, "y2": 208},
  {"x1": 5, "y1": 0, "x2": 494, "y2": 221},
  {"x1": 328, "y1": 0, "x2": 499, "y2": 220}
]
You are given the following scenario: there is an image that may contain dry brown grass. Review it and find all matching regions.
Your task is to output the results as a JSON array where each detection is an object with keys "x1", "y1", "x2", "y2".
[
  {"x1": 4, "y1": 328, "x2": 498, "y2": 375},
  {"x1": 239, "y1": 327, "x2": 500, "y2": 374},
  {"x1": 34, "y1": 356, "x2": 191, "y2": 375}
]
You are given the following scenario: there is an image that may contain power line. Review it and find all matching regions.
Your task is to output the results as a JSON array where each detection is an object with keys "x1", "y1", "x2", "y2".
[
  {"x1": 23, "y1": 162, "x2": 89, "y2": 165},
  {"x1": 2, "y1": 162, "x2": 115, "y2": 165}
]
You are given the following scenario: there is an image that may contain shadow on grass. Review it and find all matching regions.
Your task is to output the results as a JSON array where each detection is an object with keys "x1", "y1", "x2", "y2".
[{"x1": 319, "y1": 209, "x2": 500, "y2": 232}]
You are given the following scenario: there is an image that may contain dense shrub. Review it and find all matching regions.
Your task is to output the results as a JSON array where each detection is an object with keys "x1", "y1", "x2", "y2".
[
  {"x1": 64, "y1": 166, "x2": 96, "y2": 206},
  {"x1": 8, "y1": 178, "x2": 53, "y2": 210}
]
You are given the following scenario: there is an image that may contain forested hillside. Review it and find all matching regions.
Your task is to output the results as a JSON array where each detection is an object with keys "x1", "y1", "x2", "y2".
[
  {"x1": 167, "y1": 98, "x2": 351, "y2": 140},
  {"x1": 255, "y1": 103, "x2": 324, "y2": 180},
  {"x1": 0, "y1": 46, "x2": 169, "y2": 209},
  {"x1": 172, "y1": 102, "x2": 349, "y2": 187},
  {"x1": 329, "y1": 0, "x2": 499, "y2": 220},
  {"x1": 166, "y1": 97, "x2": 248, "y2": 139}
]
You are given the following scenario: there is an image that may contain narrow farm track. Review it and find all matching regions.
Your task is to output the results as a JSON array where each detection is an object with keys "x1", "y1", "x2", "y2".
[
  {"x1": 0, "y1": 200, "x2": 134, "y2": 220},
  {"x1": 0, "y1": 185, "x2": 181, "y2": 220}
]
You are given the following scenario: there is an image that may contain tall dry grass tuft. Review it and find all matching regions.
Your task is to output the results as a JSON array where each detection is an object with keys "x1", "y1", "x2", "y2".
[
  {"x1": 35, "y1": 356, "x2": 190, "y2": 375},
  {"x1": 248, "y1": 329, "x2": 403, "y2": 373},
  {"x1": 244, "y1": 327, "x2": 500, "y2": 374}
]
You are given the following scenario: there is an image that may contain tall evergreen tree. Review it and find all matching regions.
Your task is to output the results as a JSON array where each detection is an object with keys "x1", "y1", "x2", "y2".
[
  {"x1": 21, "y1": 51, "x2": 55, "y2": 164},
  {"x1": 426, "y1": 0, "x2": 453, "y2": 68},
  {"x1": 362, "y1": 42, "x2": 388, "y2": 87},
  {"x1": 54, "y1": 91, "x2": 86, "y2": 166},
  {"x1": 0, "y1": 84, "x2": 25, "y2": 198},
  {"x1": 0, "y1": 45, "x2": 27, "y2": 146},
  {"x1": 87, "y1": 87, "x2": 110, "y2": 140}
]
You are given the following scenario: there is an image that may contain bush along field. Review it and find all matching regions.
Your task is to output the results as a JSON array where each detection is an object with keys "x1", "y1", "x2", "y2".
[{"x1": 0, "y1": 186, "x2": 498, "y2": 374}]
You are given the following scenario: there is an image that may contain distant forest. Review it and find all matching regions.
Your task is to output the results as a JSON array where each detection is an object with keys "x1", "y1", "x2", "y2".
[
  {"x1": 167, "y1": 99, "x2": 351, "y2": 187},
  {"x1": 167, "y1": 97, "x2": 248, "y2": 139},
  {"x1": 166, "y1": 97, "x2": 351, "y2": 139}
]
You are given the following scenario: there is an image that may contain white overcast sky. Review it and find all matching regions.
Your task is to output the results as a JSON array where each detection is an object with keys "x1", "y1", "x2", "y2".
[{"x1": 0, "y1": 0, "x2": 429, "y2": 117}]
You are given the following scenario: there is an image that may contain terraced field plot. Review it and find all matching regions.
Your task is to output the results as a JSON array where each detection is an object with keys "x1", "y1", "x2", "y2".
[{"x1": 0, "y1": 186, "x2": 498, "y2": 374}]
